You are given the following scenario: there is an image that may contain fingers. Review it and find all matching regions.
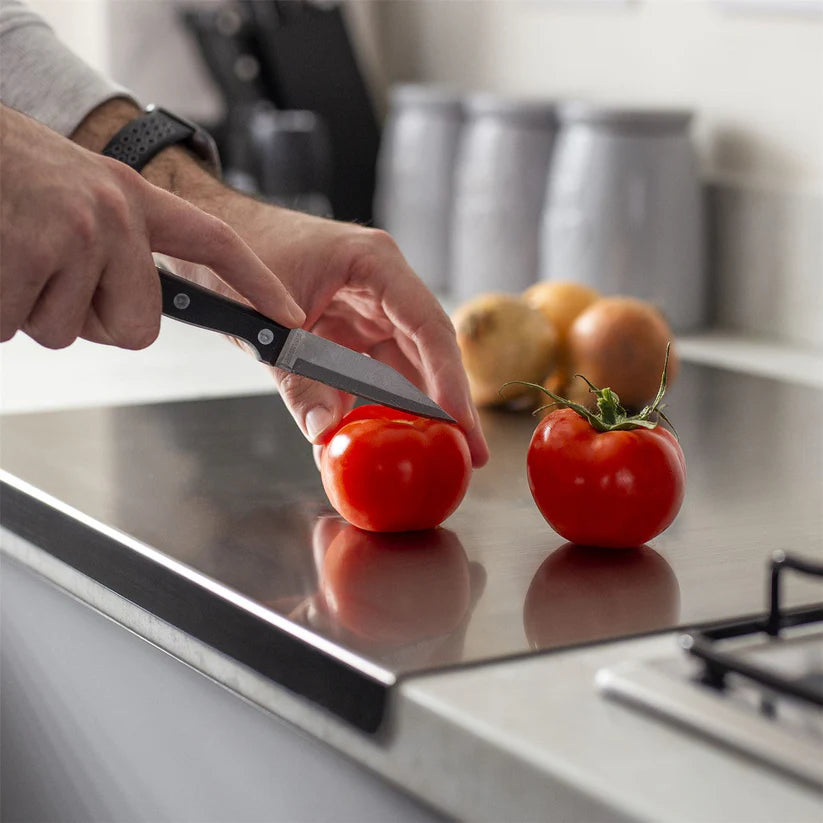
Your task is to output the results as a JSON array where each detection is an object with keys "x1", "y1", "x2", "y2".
[
  {"x1": 368, "y1": 337, "x2": 427, "y2": 389},
  {"x1": 79, "y1": 304, "x2": 117, "y2": 346},
  {"x1": 23, "y1": 240, "x2": 112, "y2": 349},
  {"x1": 378, "y1": 274, "x2": 490, "y2": 467},
  {"x1": 136, "y1": 177, "x2": 305, "y2": 328},
  {"x1": 463, "y1": 406, "x2": 489, "y2": 468},
  {"x1": 23, "y1": 270, "x2": 89, "y2": 349},
  {"x1": 89, "y1": 254, "x2": 163, "y2": 350},
  {"x1": 277, "y1": 336, "x2": 422, "y2": 451},
  {"x1": 16, "y1": 260, "x2": 159, "y2": 351},
  {"x1": 0, "y1": 263, "x2": 49, "y2": 343},
  {"x1": 272, "y1": 367, "x2": 356, "y2": 444},
  {"x1": 368, "y1": 339, "x2": 488, "y2": 470},
  {"x1": 283, "y1": 305, "x2": 488, "y2": 466},
  {"x1": 279, "y1": 313, "x2": 393, "y2": 446}
]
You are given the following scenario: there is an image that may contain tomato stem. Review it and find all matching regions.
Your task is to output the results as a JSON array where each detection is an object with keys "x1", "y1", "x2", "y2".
[{"x1": 501, "y1": 342, "x2": 678, "y2": 436}]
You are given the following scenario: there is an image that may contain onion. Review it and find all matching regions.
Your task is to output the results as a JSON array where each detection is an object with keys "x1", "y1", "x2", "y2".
[
  {"x1": 522, "y1": 281, "x2": 601, "y2": 342},
  {"x1": 523, "y1": 281, "x2": 601, "y2": 396},
  {"x1": 565, "y1": 297, "x2": 678, "y2": 411},
  {"x1": 452, "y1": 293, "x2": 557, "y2": 408}
]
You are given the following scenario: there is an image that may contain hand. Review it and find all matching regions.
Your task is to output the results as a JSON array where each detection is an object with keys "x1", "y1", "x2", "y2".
[
  {"x1": 74, "y1": 99, "x2": 488, "y2": 466},
  {"x1": 187, "y1": 193, "x2": 490, "y2": 468},
  {"x1": 0, "y1": 104, "x2": 304, "y2": 349}
]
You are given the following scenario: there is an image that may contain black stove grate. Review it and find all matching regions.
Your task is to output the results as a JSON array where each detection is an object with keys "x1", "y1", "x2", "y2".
[{"x1": 682, "y1": 551, "x2": 823, "y2": 709}]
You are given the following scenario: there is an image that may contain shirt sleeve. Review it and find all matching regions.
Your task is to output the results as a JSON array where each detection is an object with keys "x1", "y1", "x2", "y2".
[{"x1": 0, "y1": 0, "x2": 138, "y2": 136}]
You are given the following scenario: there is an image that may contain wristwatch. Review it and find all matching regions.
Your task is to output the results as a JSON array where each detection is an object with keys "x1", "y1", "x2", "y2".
[{"x1": 101, "y1": 104, "x2": 221, "y2": 175}]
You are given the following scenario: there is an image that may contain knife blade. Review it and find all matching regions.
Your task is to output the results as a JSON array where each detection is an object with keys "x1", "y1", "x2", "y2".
[{"x1": 156, "y1": 266, "x2": 455, "y2": 423}]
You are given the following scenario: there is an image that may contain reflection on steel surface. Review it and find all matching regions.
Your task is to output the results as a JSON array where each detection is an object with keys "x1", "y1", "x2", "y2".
[
  {"x1": 1, "y1": 364, "x2": 822, "y2": 727},
  {"x1": 286, "y1": 519, "x2": 486, "y2": 670},
  {"x1": 524, "y1": 544, "x2": 680, "y2": 650}
]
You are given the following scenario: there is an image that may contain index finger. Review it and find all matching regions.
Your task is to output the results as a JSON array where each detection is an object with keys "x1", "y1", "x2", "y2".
[
  {"x1": 381, "y1": 267, "x2": 490, "y2": 467},
  {"x1": 137, "y1": 180, "x2": 305, "y2": 327}
]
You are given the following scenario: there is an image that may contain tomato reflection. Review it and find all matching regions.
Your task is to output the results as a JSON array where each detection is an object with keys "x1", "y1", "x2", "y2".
[
  {"x1": 524, "y1": 543, "x2": 680, "y2": 650},
  {"x1": 305, "y1": 518, "x2": 485, "y2": 658}
]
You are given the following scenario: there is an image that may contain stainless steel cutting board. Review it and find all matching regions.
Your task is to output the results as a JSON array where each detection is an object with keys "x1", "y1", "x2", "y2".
[{"x1": 2, "y1": 362, "x2": 821, "y2": 731}]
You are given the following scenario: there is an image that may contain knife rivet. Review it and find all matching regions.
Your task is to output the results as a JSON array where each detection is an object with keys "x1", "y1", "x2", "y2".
[
  {"x1": 258, "y1": 328, "x2": 274, "y2": 346},
  {"x1": 173, "y1": 293, "x2": 190, "y2": 310}
]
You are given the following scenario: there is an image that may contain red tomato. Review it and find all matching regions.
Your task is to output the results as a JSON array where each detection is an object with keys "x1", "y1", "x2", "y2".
[
  {"x1": 528, "y1": 407, "x2": 685, "y2": 548},
  {"x1": 319, "y1": 405, "x2": 472, "y2": 532}
]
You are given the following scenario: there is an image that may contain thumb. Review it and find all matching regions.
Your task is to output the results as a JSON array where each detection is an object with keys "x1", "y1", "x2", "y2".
[{"x1": 273, "y1": 370, "x2": 355, "y2": 444}]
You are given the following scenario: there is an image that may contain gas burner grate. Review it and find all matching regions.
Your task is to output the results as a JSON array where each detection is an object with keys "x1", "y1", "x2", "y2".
[{"x1": 682, "y1": 551, "x2": 823, "y2": 709}]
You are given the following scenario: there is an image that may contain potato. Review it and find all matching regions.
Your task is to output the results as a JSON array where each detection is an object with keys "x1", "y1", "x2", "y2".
[
  {"x1": 565, "y1": 296, "x2": 678, "y2": 412},
  {"x1": 452, "y1": 293, "x2": 557, "y2": 408}
]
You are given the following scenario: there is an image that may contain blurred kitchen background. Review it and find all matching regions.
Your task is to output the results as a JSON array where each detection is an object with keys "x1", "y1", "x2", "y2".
[{"x1": 2, "y1": 0, "x2": 822, "y2": 413}]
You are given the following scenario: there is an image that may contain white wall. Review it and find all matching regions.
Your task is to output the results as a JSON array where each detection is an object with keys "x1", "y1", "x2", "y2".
[
  {"x1": 28, "y1": 0, "x2": 110, "y2": 73},
  {"x1": 28, "y1": 0, "x2": 222, "y2": 122},
  {"x1": 373, "y1": 0, "x2": 823, "y2": 194},
  {"x1": 26, "y1": 0, "x2": 823, "y2": 193},
  {"x1": 370, "y1": 0, "x2": 823, "y2": 347}
]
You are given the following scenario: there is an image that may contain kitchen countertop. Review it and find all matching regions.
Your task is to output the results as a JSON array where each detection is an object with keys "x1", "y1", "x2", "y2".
[
  {"x1": 2, "y1": 320, "x2": 822, "y2": 820},
  {"x1": 3, "y1": 534, "x2": 821, "y2": 822}
]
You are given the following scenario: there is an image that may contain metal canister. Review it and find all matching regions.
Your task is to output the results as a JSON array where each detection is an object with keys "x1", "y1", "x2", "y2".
[
  {"x1": 539, "y1": 104, "x2": 706, "y2": 331},
  {"x1": 451, "y1": 93, "x2": 557, "y2": 301},
  {"x1": 373, "y1": 84, "x2": 464, "y2": 293}
]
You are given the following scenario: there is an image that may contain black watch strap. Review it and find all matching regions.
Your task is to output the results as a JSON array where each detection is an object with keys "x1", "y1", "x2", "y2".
[{"x1": 101, "y1": 106, "x2": 220, "y2": 174}]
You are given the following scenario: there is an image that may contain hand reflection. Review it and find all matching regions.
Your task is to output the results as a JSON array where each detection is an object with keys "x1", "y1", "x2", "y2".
[
  {"x1": 524, "y1": 543, "x2": 680, "y2": 650},
  {"x1": 301, "y1": 518, "x2": 486, "y2": 662}
]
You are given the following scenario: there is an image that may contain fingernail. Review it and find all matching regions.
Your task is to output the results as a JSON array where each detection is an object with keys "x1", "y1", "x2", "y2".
[
  {"x1": 459, "y1": 402, "x2": 477, "y2": 431},
  {"x1": 306, "y1": 406, "x2": 333, "y2": 441},
  {"x1": 286, "y1": 298, "x2": 306, "y2": 327}
]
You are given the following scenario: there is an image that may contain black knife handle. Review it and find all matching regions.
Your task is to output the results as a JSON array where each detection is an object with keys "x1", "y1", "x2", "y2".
[{"x1": 156, "y1": 266, "x2": 291, "y2": 363}]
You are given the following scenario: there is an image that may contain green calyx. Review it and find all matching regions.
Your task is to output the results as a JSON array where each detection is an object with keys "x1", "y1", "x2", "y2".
[{"x1": 501, "y1": 342, "x2": 677, "y2": 436}]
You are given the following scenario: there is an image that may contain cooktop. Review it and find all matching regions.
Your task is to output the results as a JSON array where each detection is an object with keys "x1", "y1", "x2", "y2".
[{"x1": 2, "y1": 362, "x2": 821, "y2": 731}]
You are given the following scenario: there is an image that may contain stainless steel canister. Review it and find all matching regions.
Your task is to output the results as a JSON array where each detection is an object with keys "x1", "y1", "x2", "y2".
[
  {"x1": 373, "y1": 84, "x2": 464, "y2": 293},
  {"x1": 450, "y1": 94, "x2": 557, "y2": 301},
  {"x1": 539, "y1": 104, "x2": 706, "y2": 331}
]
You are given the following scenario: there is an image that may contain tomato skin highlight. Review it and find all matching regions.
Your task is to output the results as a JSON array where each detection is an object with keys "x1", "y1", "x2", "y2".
[
  {"x1": 319, "y1": 405, "x2": 472, "y2": 532},
  {"x1": 527, "y1": 408, "x2": 686, "y2": 548}
]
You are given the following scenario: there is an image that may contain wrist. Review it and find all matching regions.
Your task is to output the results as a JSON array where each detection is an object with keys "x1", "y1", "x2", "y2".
[
  {"x1": 70, "y1": 98, "x2": 223, "y2": 201},
  {"x1": 142, "y1": 142, "x2": 222, "y2": 202},
  {"x1": 70, "y1": 97, "x2": 141, "y2": 151},
  {"x1": 69, "y1": 98, "x2": 276, "y2": 252}
]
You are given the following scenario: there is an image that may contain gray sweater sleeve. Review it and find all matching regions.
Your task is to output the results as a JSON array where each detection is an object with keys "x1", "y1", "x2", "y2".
[{"x1": 0, "y1": 0, "x2": 138, "y2": 135}]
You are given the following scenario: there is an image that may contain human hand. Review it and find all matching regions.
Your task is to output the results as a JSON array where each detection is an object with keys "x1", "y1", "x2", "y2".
[
  {"x1": 186, "y1": 193, "x2": 490, "y2": 467},
  {"x1": 0, "y1": 105, "x2": 304, "y2": 349}
]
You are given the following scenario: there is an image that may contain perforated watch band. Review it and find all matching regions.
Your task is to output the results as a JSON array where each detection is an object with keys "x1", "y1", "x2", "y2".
[{"x1": 101, "y1": 106, "x2": 220, "y2": 174}]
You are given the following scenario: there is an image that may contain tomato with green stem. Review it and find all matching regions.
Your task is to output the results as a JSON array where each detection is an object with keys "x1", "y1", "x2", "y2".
[{"x1": 513, "y1": 345, "x2": 686, "y2": 549}]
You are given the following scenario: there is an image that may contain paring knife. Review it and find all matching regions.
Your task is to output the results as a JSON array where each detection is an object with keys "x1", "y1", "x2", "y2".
[{"x1": 157, "y1": 267, "x2": 455, "y2": 422}]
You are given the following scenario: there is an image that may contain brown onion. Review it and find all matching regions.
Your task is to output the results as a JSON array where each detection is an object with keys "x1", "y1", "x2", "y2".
[
  {"x1": 566, "y1": 296, "x2": 678, "y2": 411},
  {"x1": 452, "y1": 293, "x2": 557, "y2": 408}
]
